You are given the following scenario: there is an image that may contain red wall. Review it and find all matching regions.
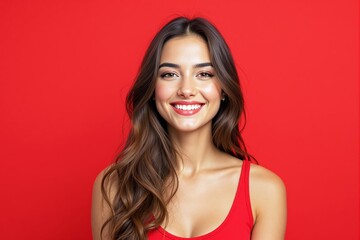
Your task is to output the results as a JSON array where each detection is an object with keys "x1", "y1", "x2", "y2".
[{"x1": 0, "y1": 1, "x2": 358, "y2": 239}]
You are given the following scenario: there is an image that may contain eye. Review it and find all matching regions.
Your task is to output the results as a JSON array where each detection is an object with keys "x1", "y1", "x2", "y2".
[
  {"x1": 197, "y1": 72, "x2": 214, "y2": 79},
  {"x1": 160, "y1": 72, "x2": 179, "y2": 79}
]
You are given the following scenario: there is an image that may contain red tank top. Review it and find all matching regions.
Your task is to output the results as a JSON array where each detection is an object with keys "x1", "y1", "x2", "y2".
[{"x1": 147, "y1": 160, "x2": 254, "y2": 240}]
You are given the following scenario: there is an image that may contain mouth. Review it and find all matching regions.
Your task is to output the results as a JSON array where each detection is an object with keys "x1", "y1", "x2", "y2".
[{"x1": 170, "y1": 101, "x2": 205, "y2": 116}]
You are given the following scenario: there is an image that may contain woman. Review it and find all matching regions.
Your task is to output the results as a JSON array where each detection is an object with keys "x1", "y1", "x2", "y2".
[{"x1": 92, "y1": 17, "x2": 287, "y2": 240}]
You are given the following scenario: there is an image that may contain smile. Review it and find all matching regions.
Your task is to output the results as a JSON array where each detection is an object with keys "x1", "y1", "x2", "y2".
[
  {"x1": 170, "y1": 102, "x2": 205, "y2": 116},
  {"x1": 174, "y1": 104, "x2": 202, "y2": 110}
]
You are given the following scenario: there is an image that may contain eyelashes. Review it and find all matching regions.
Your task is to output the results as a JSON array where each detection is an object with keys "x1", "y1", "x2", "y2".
[
  {"x1": 197, "y1": 72, "x2": 214, "y2": 79},
  {"x1": 159, "y1": 71, "x2": 215, "y2": 80},
  {"x1": 160, "y1": 72, "x2": 178, "y2": 79}
]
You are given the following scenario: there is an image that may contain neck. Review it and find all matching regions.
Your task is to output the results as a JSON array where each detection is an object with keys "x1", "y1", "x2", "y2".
[{"x1": 168, "y1": 124, "x2": 220, "y2": 176}]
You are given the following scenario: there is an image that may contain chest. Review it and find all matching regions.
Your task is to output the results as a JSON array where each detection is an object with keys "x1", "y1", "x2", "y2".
[{"x1": 162, "y1": 169, "x2": 241, "y2": 238}]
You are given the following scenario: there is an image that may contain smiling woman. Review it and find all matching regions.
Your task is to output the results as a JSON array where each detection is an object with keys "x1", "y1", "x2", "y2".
[
  {"x1": 91, "y1": 17, "x2": 287, "y2": 240},
  {"x1": 155, "y1": 35, "x2": 222, "y2": 132}
]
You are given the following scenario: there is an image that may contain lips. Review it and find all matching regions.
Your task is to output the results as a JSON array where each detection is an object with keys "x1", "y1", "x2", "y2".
[{"x1": 170, "y1": 101, "x2": 205, "y2": 116}]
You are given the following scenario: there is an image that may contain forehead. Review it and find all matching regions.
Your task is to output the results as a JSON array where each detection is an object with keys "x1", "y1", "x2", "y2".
[{"x1": 160, "y1": 34, "x2": 211, "y2": 64}]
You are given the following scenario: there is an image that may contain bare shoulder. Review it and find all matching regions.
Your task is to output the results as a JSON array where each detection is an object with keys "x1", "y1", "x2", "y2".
[
  {"x1": 249, "y1": 163, "x2": 286, "y2": 195},
  {"x1": 92, "y1": 165, "x2": 118, "y2": 201},
  {"x1": 249, "y1": 163, "x2": 287, "y2": 240},
  {"x1": 92, "y1": 168, "x2": 106, "y2": 195},
  {"x1": 94, "y1": 164, "x2": 120, "y2": 194},
  {"x1": 91, "y1": 165, "x2": 118, "y2": 240}
]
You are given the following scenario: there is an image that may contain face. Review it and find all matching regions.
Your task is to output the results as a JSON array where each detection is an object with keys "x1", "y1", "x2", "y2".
[{"x1": 154, "y1": 34, "x2": 222, "y2": 133}]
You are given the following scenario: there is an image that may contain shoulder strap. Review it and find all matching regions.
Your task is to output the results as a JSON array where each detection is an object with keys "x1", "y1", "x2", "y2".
[{"x1": 242, "y1": 160, "x2": 253, "y2": 224}]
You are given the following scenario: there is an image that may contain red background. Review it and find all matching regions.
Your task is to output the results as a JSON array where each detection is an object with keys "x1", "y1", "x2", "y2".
[{"x1": 0, "y1": 1, "x2": 358, "y2": 239}]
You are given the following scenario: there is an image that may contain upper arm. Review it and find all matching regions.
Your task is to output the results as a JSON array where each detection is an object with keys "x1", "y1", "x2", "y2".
[
  {"x1": 91, "y1": 168, "x2": 114, "y2": 240},
  {"x1": 249, "y1": 164, "x2": 287, "y2": 240}
]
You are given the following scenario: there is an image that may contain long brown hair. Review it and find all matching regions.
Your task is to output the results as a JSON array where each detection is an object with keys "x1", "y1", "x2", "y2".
[{"x1": 101, "y1": 17, "x2": 251, "y2": 240}]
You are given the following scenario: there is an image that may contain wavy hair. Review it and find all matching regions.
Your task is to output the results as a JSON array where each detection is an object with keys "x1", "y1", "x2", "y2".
[{"x1": 101, "y1": 17, "x2": 252, "y2": 240}]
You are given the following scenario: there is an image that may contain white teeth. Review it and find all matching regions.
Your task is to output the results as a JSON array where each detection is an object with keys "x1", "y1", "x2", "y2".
[{"x1": 174, "y1": 104, "x2": 202, "y2": 110}]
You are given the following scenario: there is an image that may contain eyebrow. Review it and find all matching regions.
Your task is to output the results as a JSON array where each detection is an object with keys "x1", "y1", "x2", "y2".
[{"x1": 158, "y1": 62, "x2": 213, "y2": 69}]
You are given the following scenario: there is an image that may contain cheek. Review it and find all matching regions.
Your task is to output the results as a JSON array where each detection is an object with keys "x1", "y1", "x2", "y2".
[
  {"x1": 201, "y1": 83, "x2": 222, "y2": 100},
  {"x1": 154, "y1": 83, "x2": 174, "y2": 102},
  {"x1": 154, "y1": 82, "x2": 178, "y2": 116}
]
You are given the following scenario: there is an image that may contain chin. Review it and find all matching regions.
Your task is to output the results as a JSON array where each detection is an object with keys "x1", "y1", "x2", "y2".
[{"x1": 168, "y1": 121, "x2": 211, "y2": 133}]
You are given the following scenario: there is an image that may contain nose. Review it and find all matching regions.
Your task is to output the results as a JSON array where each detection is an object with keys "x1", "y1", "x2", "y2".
[{"x1": 177, "y1": 76, "x2": 197, "y2": 98}]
